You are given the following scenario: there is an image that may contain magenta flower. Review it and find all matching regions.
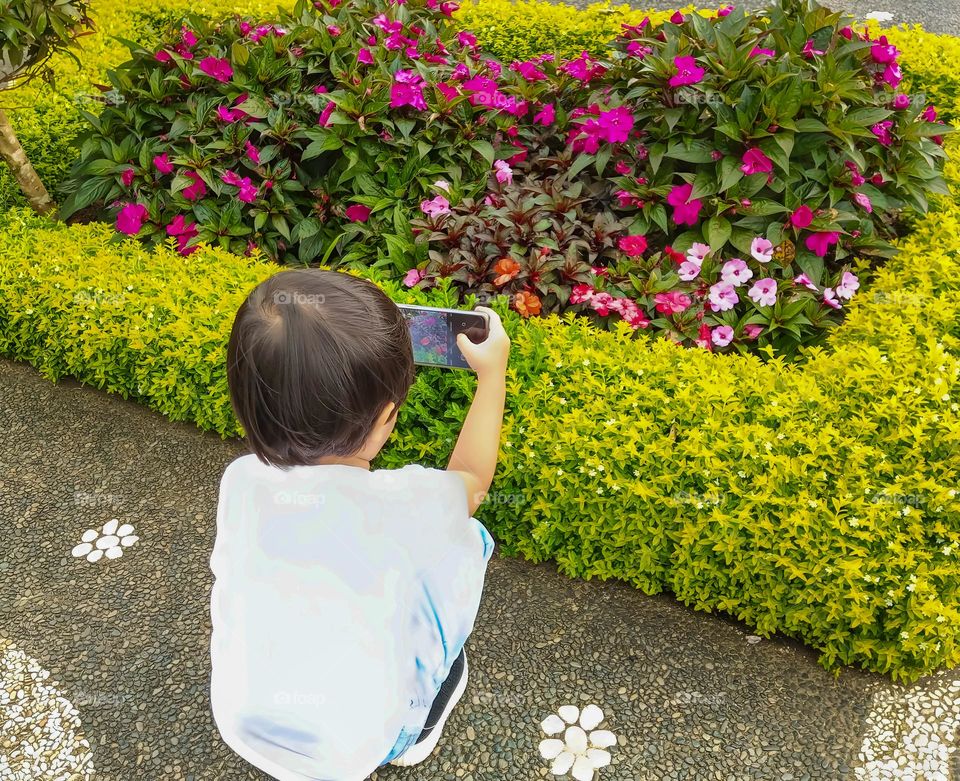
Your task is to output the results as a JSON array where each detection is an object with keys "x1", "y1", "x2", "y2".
[
  {"x1": 597, "y1": 106, "x2": 634, "y2": 143},
  {"x1": 744, "y1": 324, "x2": 763, "y2": 339},
  {"x1": 836, "y1": 271, "x2": 860, "y2": 300},
  {"x1": 823, "y1": 288, "x2": 842, "y2": 309},
  {"x1": 533, "y1": 103, "x2": 555, "y2": 126},
  {"x1": 790, "y1": 205, "x2": 813, "y2": 229},
  {"x1": 618, "y1": 235, "x2": 648, "y2": 256},
  {"x1": 711, "y1": 325, "x2": 734, "y2": 347},
  {"x1": 669, "y1": 10, "x2": 685, "y2": 23},
  {"x1": 121, "y1": 168, "x2": 135, "y2": 187},
  {"x1": 357, "y1": 48, "x2": 374, "y2": 65},
  {"x1": 217, "y1": 105, "x2": 240, "y2": 123},
  {"x1": 327, "y1": 24, "x2": 341, "y2": 35},
  {"x1": 238, "y1": 179, "x2": 258, "y2": 203},
  {"x1": 436, "y1": 82, "x2": 459, "y2": 101},
  {"x1": 654, "y1": 290, "x2": 692, "y2": 315},
  {"x1": 804, "y1": 231, "x2": 840, "y2": 257},
  {"x1": 708, "y1": 283, "x2": 739, "y2": 312},
  {"x1": 245, "y1": 141, "x2": 260, "y2": 164},
  {"x1": 318, "y1": 102, "x2": 336, "y2": 127},
  {"x1": 590, "y1": 291, "x2": 616, "y2": 316},
  {"x1": 570, "y1": 284, "x2": 595, "y2": 305},
  {"x1": 181, "y1": 26, "x2": 198, "y2": 47},
  {"x1": 153, "y1": 153, "x2": 174, "y2": 175},
  {"x1": 853, "y1": 192, "x2": 873, "y2": 213},
  {"x1": 510, "y1": 60, "x2": 547, "y2": 81},
  {"x1": 666, "y1": 183, "x2": 702, "y2": 226},
  {"x1": 457, "y1": 31, "x2": 478, "y2": 49},
  {"x1": 493, "y1": 160, "x2": 513, "y2": 184},
  {"x1": 669, "y1": 56, "x2": 705, "y2": 88},
  {"x1": 420, "y1": 195, "x2": 451, "y2": 217},
  {"x1": 882, "y1": 63, "x2": 902, "y2": 89},
  {"x1": 165, "y1": 214, "x2": 199, "y2": 255},
  {"x1": 116, "y1": 203, "x2": 148, "y2": 235},
  {"x1": 155, "y1": 49, "x2": 172, "y2": 63},
  {"x1": 721, "y1": 259, "x2": 753, "y2": 287},
  {"x1": 198, "y1": 57, "x2": 233, "y2": 83},
  {"x1": 560, "y1": 51, "x2": 606, "y2": 83},
  {"x1": 871, "y1": 36, "x2": 899, "y2": 64},
  {"x1": 892, "y1": 93, "x2": 911, "y2": 110},
  {"x1": 793, "y1": 273, "x2": 818, "y2": 291},
  {"x1": 345, "y1": 204, "x2": 372, "y2": 222},
  {"x1": 748, "y1": 278, "x2": 777, "y2": 307},
  {"x1": 403, "y1": 268, "x2": 423, "y2": 287},
  {"x1": 922, "y1": 105, "x2": 938, "y2": 122},
  {"x1": 391, "y1": 70, "x2": 428, "y2": 110},
  {"x1": 716, "y1": 5, "x2": 734, "y2": 17},
  {"x1": 740, "y1": 147, "x2": 773, "y2": 176},
  {"x1": 802, "y1": 39, "x2": 825, "y2": 58},
  {"x1": 626, "y1": 41, "x2": 652, "y2": 59},
  {"x1": 871, "y1": 120, "x2": 894, "y2": 146},
  {"x1": 750, "y1": 47, "x2": 775, "y2": 58},
  {"x1": 181, "y1": 171, "x2": 207, "y2": 201}
]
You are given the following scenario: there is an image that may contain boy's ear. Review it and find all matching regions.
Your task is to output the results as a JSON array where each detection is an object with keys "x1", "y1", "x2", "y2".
[{"x1": 377, "y1": 402, "x2": 398, "y2": 426}]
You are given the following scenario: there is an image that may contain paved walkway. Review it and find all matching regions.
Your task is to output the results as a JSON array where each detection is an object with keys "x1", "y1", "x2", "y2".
[{"x1": 1, "y1": 355, "x2": 960, "y2": 781}]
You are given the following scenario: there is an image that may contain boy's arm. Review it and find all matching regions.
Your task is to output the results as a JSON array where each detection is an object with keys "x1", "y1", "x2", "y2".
[{"x1": 447, "y1": 307, "x2": 510, "y2": 515}]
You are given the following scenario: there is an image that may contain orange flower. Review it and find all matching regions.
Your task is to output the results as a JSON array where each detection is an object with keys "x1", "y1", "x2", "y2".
[
  {"x1": 513, "y1": 290, "x2": 541, "y2": 317},
  {"x1": 492, "y1": 257, "x2": 521, "y2": 287}
]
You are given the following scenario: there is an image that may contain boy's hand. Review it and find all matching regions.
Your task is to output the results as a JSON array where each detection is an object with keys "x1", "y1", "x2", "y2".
[{"x1": 456, "y1": 307, "x2": 510, "y2": 380}]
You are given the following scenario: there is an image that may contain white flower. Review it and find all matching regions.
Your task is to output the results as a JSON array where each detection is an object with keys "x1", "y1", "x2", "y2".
[
  {"x1": 539, "y1": 705, "x2": 616, "y2": 780},
  {"x1": 865, "y1": 11, "x2": 894, "y2": 22},
  {"x1": 70, "y1": 519, "x2": 139, "y2": 563}
]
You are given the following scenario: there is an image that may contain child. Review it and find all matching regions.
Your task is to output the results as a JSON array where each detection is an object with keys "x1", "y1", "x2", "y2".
[{"x1": 210, "y1": 269, "x2": 509, "y2": 780}]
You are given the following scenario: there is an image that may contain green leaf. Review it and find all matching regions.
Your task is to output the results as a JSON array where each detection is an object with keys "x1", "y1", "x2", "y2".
[
  {"x1": 705, "y1": 215, "x2": 732, "y2": 250},
  {"x1": 470, "y1": 140, "x2": 495, "y2": 166}
]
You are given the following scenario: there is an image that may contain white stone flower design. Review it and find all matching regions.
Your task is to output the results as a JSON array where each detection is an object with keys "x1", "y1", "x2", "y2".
[
  {"x1": 70, "y1": 519, "x2": 139, "y2": 563},
  {"x1": 539, "y1": 704, "x2": 616, "y2": 780},
  {"x1": 865, "y1": 11, "x2": 894, "y2": 22}
]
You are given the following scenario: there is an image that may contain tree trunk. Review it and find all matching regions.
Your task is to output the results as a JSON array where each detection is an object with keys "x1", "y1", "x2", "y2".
[{"x1": 0, "y1": 108, "x2": 58, "y2": 217}]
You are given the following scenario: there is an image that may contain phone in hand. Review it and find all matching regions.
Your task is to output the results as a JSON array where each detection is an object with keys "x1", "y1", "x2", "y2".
[{"x1": 397, "y1": 304, "x2": 491, "y2": 370}]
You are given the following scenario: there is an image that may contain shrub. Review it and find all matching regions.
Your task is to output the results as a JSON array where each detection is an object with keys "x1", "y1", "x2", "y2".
[{"x1": 0, "y1": 134, "x2": 958, "y2": 680}]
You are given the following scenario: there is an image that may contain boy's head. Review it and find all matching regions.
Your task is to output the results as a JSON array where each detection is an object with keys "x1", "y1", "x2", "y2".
[{"x1": 227, "y1": 269, "x2": 415, "y2": 467}]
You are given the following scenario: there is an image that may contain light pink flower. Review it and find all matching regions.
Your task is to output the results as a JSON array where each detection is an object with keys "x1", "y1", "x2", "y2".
[
  {"x1": 748, "y1": 278, "x2": 777, "y2": 307},
  {"x1": 853, "y1": 192, "x2": 873, "y2": 213},
  {"x1": 678, "y1": 261, "x2": 702, "y2": 281},
  {"x1": 823, "y1": 288, "x2": 842, "y2": 309},
  {"x1": 493, "y1": 160, "x2": 513, "y2": 184},
  {"x1": 708, "y1": 283, "x2": 739, "y2": 312},
  {"x1": 420, "y1": 195, "x2": 451, "y2": 217},
  {"x1": 721, "y1": 259, "x2": 753, "y2": 287},
  {"x1": 686, "y1": 242, "x2": 711, "y2": 265},
  {"x1": 403, "y1": 268, "x2": 423, "y2": 287},
  {"x1": 590, "y1": 291, "x2": 616, "y2": 316},
  {"x1": 711, "y1": 325, "x2": 734, "y2": 347},
  {"x1": 793, "y1": 273, "x2": 818, "y2": 291},
  {"x1": 836, "y1": 271, "x2": 860, "y2": 300},
  {"x1": 750, "y1": 236, "x2": 773, "y2": 263}
]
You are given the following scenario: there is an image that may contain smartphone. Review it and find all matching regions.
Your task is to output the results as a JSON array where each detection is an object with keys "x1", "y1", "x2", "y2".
[{"x1": 397, "y1": 304, "x2": 490, "y2": 370}]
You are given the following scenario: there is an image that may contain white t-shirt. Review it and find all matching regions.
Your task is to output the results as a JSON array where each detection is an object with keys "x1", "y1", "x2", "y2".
[{"x1": 210, "y1": 455, "x2": 494, "y2": 781}]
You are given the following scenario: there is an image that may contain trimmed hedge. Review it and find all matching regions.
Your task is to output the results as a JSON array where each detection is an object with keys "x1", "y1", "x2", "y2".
[{"x1": 1, "y1": 135, "x2": 959, "y2": 681}]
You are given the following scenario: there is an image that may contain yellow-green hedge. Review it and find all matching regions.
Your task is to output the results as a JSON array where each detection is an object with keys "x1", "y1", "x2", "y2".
[{"x1": 1, "y1": 137, "x2": 959, "y2": 681}]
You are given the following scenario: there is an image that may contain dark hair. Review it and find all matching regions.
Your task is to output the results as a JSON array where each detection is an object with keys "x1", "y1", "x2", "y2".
[{"x1": 226, "y1": 269, "x2": 415, "y2": 467}]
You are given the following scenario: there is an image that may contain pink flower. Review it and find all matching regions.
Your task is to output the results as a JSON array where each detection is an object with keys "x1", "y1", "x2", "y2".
[
  {"x1": 882, "y1": 62, "x2": 902, "y2": 88},
  {"x1": 666, "y1": 183, "x2": 702, "y2": 226},
  {"x1": 654, "y1": 291, "x2": 692, "y2": 315},
  {"x1": 155, "y1": 49, "x2": 172, "y2": 63},
  {"x1": 804, "y1": 231, "x2": 840, "y2": 257},
  {"x1": 740, "y1": 147, "x2": 773, "y2": 176},
  {"x1": 669, "y1": 11, "x2": 685, "y2": 23},
  {"x1": 597, "y1": 106, "x2": 634, "y2": 144},
  {"x1": 420, "y1": 195, "x2": 451, "y2": 217},
  {"x1": 533, "y1": 103, "x2": 555, "y2": 126},
  {"x1": 793, "y1": 273, "x2": 818, "y2": 291},
  {"x1": 493, "y1": 160, "x2": 513, "y2": 184},
  {"x1": 181, "y1": 171, "x2": 207, "y2": 201},
  {"x1": 708, "y1": 283, "x2": 739, "y2": 312},
  {"x1": 403, "y1": 268, "x2": 423, "y2": 287},
  {"x1": 750, "y1": 236, "x2": 773, "y2": 263},
  {"x1": 510, "y1": 60, "x2": 547, "y2": 81},
  {"x1": 620, "y1": 18, "x2": 650, "y2": 38},
  {"x1": 748, "y1": 278, "x2": 777, "y2": 307},
  {"x1": 590, "y1": 291, "x2": 615, "y2": 316},
  {"x1": 217, "y1": 105, "x2": 240, "y2": 122},
  {"x1": 181, "y1": 26, "x2": 198, "y2": 47},
  {"x1": 457, "y1": 31, "x2": 478, "y2": 49},
  {"x1": 744, "y1": 324, "x2": 763, "y2": 339},
  {"x1": 116, "y1": 203, "x2": 148, "y2": 235},
  {"x1": 626, "y1": 41, "x2": 652, "y2": 59},
  {"x1": 836, "y1": 271, "x2": 860, "y2": 300},
  {"x1": 436, "y1": 82, "x2": 459, "y2": 102},
  {"x1": 327, "y1": 24, "x2": 341, "y2": 35},
  {"x1": 621, "y1": 303, "x2": 650, "y2": 330},
  {"x1": 790, "y1": 205, "x2": 813, "y2": 229},
  {"x1": 153, "y1": 154, "x2": 174, "y2": 175},
  {"x1": 721, "y1": 259, "x2": 753, "y2": 287},
  {"x1": 922, "y1": 105, "x2": 938, "y2": 122},
  {"x1": 686, "y1": 242, "x2": 711, "y2": 265},
  {"x1": 678, "y1": 261, "x2": 702, "y2": 281},
  {"x1": 802, "y1": 39, "x2": 825, "y2": 58},
  {"x1": 391, "y1": 70, "x2": 427, "y2": 110},
  {"x1": 871, "y1": 120, "x2": 895, "y2": 147},
  {"x1": 750, "y1": 47, "x2": 776, "y2": 58},
  {"x1": 892, "y1": 93, "x2": 911, "y2": 110},
  {"x1": 345, "y1": 204, "x2": 372, "y2": 222},
  {"x1": 853, "y1": 192, "x2": 873, "y2": 213},
  {"x1": 669, "y1": 56, "x2": 705, "y2": 88},
  {"x1": 318, "y1": 102, "x2": 336, "y2": 126},
  {"x1": 165, "y1": 214, "x2": 199, "y2": 255},
  {"x1": 716, "y1": 5, "x2": 734, "y2": 17},
  {"x1": 614, "y1": 161, "x2": 632, "y2": 176},
  {"x1": 618, "y1": 235, "x2": 648, "y2": 256},
  {"x1": 711, "y1": 325, "x2": 734, "y2": 347},
  {"x1": 358, "y1": 48, "x2": 374, "y2": 64},
  {"x1": 121, "y1": 168, "x2": 135, "y2": 187},
  {"x1": 570, "y1": 284, "x2": 595, "y2": 305},
  {"x1": 245, "y1": 141, "x2": 260, "y2": 164},
  {"x1": 823, "y1": 288, "x2": 842, "y2": 309},
  {"x1": 560, "y1": 51, "x2": 606, "y2": 83},
  {"x1": 871, "y1": 36, "x2": 899, "y2": 64},
  {"x1": 198, "y1": 57, "x2": 233, "y2": 83}
]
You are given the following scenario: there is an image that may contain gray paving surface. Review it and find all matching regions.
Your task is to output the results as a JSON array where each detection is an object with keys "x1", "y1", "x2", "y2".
[
  {"x1": 607, "y1": 1, "x2": 959, "y2": 37},
  {"x1": 1, "y1": 354, "x2": 959, "y2": 781}
]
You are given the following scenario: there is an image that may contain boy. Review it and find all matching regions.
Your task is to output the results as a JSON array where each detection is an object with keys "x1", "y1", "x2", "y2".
[{"x1": 210, "y1": 269, "x2": 509, "y2": 780}]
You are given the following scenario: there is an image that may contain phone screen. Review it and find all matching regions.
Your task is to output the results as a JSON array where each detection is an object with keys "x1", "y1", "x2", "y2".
[{"x1": 398, "y1": 306, "x2": 488, "y2": 370}]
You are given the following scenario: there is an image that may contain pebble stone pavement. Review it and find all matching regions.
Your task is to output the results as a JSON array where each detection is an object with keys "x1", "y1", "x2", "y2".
[{"x1": 2, "y1": 352, "x2": 960, "y2": 781}]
